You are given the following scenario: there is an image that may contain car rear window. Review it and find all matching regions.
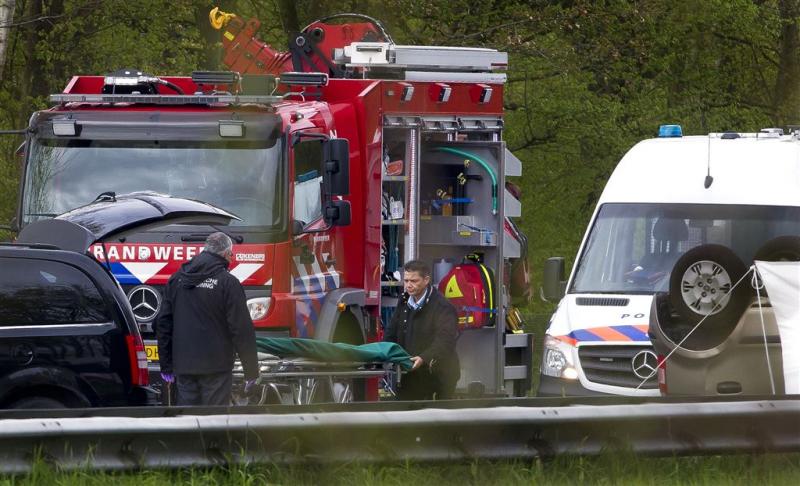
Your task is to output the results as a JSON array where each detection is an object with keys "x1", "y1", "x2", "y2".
[{"x1": 0, "y1": 258, "x2": 110, "y2": 326}]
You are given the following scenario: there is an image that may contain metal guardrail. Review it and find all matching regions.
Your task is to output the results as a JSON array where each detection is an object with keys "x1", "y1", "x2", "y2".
[{"x1": 1, "y1": 397, "x2": 799, "y2": 472}]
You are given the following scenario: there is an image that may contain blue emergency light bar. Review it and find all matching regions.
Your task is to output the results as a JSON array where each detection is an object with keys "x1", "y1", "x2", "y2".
[{"x1": 658, "y1": 124, "x2": 683, "y2": 138}]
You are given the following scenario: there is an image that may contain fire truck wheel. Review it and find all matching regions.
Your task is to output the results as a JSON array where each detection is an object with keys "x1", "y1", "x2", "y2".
[
  {"x1": 754, "y1": 235, "x2": 800, "y2": 262},
  {"x1": 332, "y1": 313, "x2": 365, "y2": 345},
  {"x1": 668, "y1": 244, "x2": 751, "y2": 330},
  {"x1": 330, "y1": 313, "x2": 366, "y2": 402}
]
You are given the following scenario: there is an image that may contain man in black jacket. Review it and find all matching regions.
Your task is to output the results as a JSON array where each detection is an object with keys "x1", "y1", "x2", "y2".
[
  {"x1": 384, "y1": 260, "x2": 460, "y2": 400},
  {"x1": 155, "y1": 232, "x2": 259, "y2": 406}
]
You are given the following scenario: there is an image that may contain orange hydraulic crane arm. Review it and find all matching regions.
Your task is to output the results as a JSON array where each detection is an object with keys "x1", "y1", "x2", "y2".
[
  {"x1": 209, "y1": 7, "x2": 389, "y2": 78},
  {"x1": 210, "y1": 7, "x2": 293, "y2": 76}
]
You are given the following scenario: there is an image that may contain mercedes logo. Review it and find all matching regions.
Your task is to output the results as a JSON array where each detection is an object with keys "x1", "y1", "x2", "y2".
[
  {"x1": 127, "y1": 285, "x2": 161, "y2": 322},
  {"x1": 631, "y1": 350, "x2": 659, "y2": 380}
]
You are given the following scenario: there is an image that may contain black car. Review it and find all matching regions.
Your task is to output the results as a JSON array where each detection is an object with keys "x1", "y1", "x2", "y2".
[{"x1": 0, "y1": 192, "x2": 237, "y2": 408}]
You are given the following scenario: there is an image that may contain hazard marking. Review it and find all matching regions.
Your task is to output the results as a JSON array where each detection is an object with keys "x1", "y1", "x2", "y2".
[
  {"x1": 444, "y1": 275, "x2": 464, "y2": 298},
  {"x1": 119, "y1": 262, "x2": 168, "y2": 284},
  {"x1": 229, "y1": 263, "x2": 263, "y2": 283}
]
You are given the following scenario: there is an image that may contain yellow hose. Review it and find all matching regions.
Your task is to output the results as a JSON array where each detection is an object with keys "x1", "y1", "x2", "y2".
[{"x1": 209, "y1": 7, "x2": 237, "y2": 30}]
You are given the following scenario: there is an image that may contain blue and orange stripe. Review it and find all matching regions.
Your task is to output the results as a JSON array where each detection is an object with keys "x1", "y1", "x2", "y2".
[{"x1": 556, "y1": 324, "x2": 649, "y2": 346}]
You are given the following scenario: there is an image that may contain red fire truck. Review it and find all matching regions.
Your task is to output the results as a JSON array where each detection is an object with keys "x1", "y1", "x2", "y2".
[{"x1": 12, "y1": 9, "x2": 532, "y2": 402}]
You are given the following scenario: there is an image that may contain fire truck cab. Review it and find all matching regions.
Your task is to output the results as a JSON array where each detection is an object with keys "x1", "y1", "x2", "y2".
[{"x1": 13, "y1": 10, "x2": 531, "y2": 401}]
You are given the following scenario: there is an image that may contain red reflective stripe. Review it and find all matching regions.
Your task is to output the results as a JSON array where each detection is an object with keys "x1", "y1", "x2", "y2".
[
  {"x1": 657, "y1": 354, "x2": 667, "y2": 395},
  {"x1": 587, "y1": 326, "x2": 632, "y2": 342},
  {"x1": 555, "y1": 335, "x2": 577, "y2": 346},
  {"x1": 125, "y1": 334, "x2": 149, "y2": 386}
]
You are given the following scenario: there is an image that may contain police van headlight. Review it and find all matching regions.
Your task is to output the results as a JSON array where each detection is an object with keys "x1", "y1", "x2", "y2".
[
  {"x1": 247, "y1": 297, "x2": 271, "y2": 321},
  {"x1": 542, "y1": 334, "x2": 578, "y2": 380}
]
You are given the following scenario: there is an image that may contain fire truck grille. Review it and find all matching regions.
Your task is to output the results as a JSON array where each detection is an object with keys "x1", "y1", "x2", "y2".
[{"x1": 578, "y1": 345, "x2": 658, "y2": 389}]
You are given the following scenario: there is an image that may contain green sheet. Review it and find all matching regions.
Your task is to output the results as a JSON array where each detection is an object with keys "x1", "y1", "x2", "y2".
[{"x1": 256, "y1": 337, "x2": 413, "y2": 371}]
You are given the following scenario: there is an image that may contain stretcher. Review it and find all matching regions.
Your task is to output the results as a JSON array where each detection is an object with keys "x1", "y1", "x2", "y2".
[
  {"x1": 232, "y1": 353, "x2": 399, "y2": 405},
  {"x1": 232, "y1": 338, "x2": 412, "y2": 405}
]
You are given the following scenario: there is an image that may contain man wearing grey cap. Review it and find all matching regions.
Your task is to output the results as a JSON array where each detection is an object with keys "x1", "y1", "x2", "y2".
[{"x1": 155, "y1": 232, "x2": 259, "y2": 405}]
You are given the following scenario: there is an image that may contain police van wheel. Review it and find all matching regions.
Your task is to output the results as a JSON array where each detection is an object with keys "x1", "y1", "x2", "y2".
[
  {"x1": 754, "y1": 235, "x2": 800, "y2": 262},
  {"x1": 668, "y1": 244, "x2": 750, "y2": 330}
]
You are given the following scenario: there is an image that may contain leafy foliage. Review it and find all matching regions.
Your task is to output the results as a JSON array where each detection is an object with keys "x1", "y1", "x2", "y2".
[{"x1": 1, "y1": 0, "x2": 798, "y2": 318}]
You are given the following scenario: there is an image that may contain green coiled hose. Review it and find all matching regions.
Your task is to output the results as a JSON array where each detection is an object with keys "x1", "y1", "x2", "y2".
[{"x1": 433, "y1": 147, "x2": 498, "y2": 214}]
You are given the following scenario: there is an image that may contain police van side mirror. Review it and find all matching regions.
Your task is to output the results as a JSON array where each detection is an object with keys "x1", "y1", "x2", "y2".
[
  {"x1": 323, "y1": 138, "x2": 350, "y2": 196},
  {"x1": 542, "y1": 257, "x2": 567, "y2": 301}
]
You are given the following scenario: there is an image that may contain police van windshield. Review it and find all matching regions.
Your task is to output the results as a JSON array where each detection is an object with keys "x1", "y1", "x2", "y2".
[
  {"x1": 22, "y1": 138, "x2": 283, "y2": 228},
  {"x1": 571, "y1": 203, "x2": 800, "y2": 294}
]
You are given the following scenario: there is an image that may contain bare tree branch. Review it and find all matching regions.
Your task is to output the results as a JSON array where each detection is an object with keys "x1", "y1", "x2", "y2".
[{"x1": 0, "y1": 0, "x2": 103, "y2": 28}]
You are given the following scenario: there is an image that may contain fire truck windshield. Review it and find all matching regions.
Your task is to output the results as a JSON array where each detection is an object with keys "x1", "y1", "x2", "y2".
[{"x1": 22, "y1": 137, "x2": 284, "y2": 228}]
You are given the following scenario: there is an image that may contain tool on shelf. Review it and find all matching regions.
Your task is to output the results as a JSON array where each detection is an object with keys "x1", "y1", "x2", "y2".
[{"x1": 433, "y1": 147, "x2": 498, "y2": 215}]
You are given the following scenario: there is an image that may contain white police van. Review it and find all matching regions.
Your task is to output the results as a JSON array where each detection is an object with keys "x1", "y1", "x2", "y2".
[{"x1": 538, "y1": 125, "x2": 800, "y2": 396}]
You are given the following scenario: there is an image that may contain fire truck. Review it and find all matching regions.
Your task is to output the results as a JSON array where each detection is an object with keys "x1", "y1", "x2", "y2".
[{"x1": 11, "y1": 9, "x2": 532, "y2": 402}]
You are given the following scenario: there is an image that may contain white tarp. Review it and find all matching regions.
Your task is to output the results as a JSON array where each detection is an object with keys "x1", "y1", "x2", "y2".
[{"x1": 754, "y1": 261, "x2": 800, "y2": 394}]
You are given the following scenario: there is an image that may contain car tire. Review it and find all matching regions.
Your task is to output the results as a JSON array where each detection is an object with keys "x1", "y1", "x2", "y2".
[
  {"x1": 754, "y1": 235, "x2": 800, "y2": 262},
  {"x1": 669, "y1": 244, "x2": 751, "y2": 329},
  {"x1": 8, "y1": 396, "x2": 67, "y2": 409}
]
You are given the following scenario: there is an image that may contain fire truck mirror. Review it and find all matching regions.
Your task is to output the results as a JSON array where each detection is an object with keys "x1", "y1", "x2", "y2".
[
  {"x1": 291, "y1": 219, "x2": 305, "y2": 235},
  {"x1": 323, "y1": 138, "x2": 350, "y2": 196},
  {"x1": 324, "y1": 200, "x2": 351, "y2": 227}
]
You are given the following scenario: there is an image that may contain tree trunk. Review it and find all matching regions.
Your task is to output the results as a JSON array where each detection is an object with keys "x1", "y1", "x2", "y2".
[
  {"x1": 17, "y1": 0, "x2": 43, "y2": 125},
  {"x1": 278, "y1": 0, "x2": 300, "y2": 34},
  {"x1": 48, "y1": 0, "x2": 65, "y2": 91},
  {"x1": 775, "y1": 0, "x2": 800, "y2": 126},
  {"x1": 0, "y1": 0, "x2": 16, "y2": 81}
]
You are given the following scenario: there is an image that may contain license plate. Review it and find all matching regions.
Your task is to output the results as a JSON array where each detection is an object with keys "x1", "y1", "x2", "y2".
[{"x1": 145, "y1": 344, "x2": 159, "y2": 362}]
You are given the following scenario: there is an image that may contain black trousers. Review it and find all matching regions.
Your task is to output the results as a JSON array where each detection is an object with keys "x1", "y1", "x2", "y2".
[
  {"x1": 176, "y1": 371, "x2": 232, "y2": 406},
  {"x1": 397, "y1": 368, "x2": 456, "y2": 401}
]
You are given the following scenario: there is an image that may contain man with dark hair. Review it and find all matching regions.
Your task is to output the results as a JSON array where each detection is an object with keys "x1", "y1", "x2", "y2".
[
  {"x1": 384, "y1": 259, "x2": 460, "y2": 400},
  {"x1": 155, "y1": 232, "x2": 259, "y2": 406}
]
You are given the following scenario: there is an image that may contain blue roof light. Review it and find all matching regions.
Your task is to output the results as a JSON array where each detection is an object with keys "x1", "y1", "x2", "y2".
[{"x1": 658, "y1": 124, "x2": 683, "y2": 138}]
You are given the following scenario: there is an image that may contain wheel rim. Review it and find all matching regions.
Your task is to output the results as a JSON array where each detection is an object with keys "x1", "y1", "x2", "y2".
[{"x1": 679, "y1": 260, "x2": 732, "y2": 316}]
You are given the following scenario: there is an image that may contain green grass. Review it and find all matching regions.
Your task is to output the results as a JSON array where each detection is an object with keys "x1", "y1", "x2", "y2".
[{"x1": 3, "y1": 453, "x2": 800, "y2": 486}]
